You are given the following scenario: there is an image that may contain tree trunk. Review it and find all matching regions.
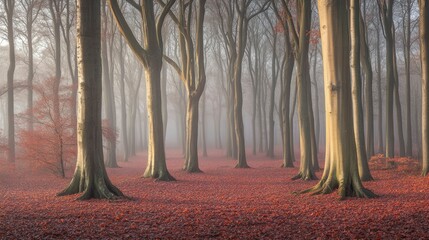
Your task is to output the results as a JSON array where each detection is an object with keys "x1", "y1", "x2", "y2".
[
  {"x1": 305, "y1": 0, "x2": 376, "y2": 199},
  {"x1": 58, "y1": 0, "x2": 124, "y2": 200},
  {"x1": 380, "y1": 0, "x2": 395, "y2": 158},
  {"x1": 5, "y1": 0, "x2": 16, "y2": 163},
  {"x1": 102, "y1": 1, "x2": 118, "y2": 168},
  {"x1": 420, "y1": 0, "x2": 429, "y2": 176},
  {"x1": 201, "y1": 92, "x2": 208, "y2": 157},
  {"x1": 376, "y1": 24, "x2": 384, "y2": 154},
  {"x1": 267, "y1": 33, "x2": 278, "y2": 159},
  {"x1": 281, "y1": 48, "x2": 294, "y2": 168},
  {"x1": 404, "y1": 0, "x2": 412, "y2": 156},
  {"x1": 184, "y1": 98, "x2": 202, "y2": 172},
  {"x1": 119, "y1": 37, "x2": 129, "y2": 162},
  {"x1": 350, "y1": 0, "x2": 373, "y2": 181},
  {"x1": 161, "y1": 61, "x2": 168, "y2": 139},
  {"x1": 292, "y1": 1, "x2": 316, "y2": 180},
  {"x1": 359, "y1": 11, "x2": 374, "y2": 159}
]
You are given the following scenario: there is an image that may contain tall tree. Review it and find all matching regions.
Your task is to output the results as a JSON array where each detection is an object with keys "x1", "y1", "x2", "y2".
[
  {"x1": 58, "y1": 0, "x2": 124, "y2": 200},
  {"x1": 378, "y1": 0, "x2": 395, "y2": 158},
  {"x1": 102, "y1": 0, "x2": 118, "y2": 168},
  {"x1": 4, "y1": 0, "x2": 15, "y2": 162},
  {"x1": 21, "y1": 0, "x2": 41, "y2": 132},
  {"x1": 420, "y1": 0, "x2": 429, "y2": 176},
  {"x1": 162, "y1": 0, "x2": 207, "y2": 173},
  {"x1": 350, "y1": 0, "x2": 373, "y2": 181},
  {"x1": 303, "y1": 0, "x2": 376, "y2": 199},
  {"x1": 118, "y1": 36, "x2": 129, "y2": 162},
  {"x1": 274, "y1": 0, "x2": 317, "y2": 180},
  {"x1": 109, "y1": 0, "x2": 176, "y2": 180}
]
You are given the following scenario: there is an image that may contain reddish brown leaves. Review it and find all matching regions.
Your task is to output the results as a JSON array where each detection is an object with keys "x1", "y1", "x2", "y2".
[{"x1": 1, "y1": 150, "x2": 428, "y2": 239}]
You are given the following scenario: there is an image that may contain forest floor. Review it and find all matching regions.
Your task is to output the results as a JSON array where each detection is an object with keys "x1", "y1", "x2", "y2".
[{"x1": 1, "y1": 149, "x2": 429, "y2": 239}]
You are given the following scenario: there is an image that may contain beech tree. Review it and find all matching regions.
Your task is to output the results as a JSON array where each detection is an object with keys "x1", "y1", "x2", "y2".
[
  {"x1": 108, "y1": 0, "x2": 176, "y2": 180},
  {"x1": 350, "y1": 0, "x2": 373, "y2": 181},
  {"x1": 162, "y1": 0, "x2": 207, "y2": 173},
  {"x1": 4, "y1": 0, "x2": 16, "y2": 163},
  {"x1": 303, "y1": 0, "x2": 376, "y2": 199},
  {"x1": 58, "y1": 0, "x2": 124, "y2": 200},
  {"x1": 420, "y1": 0, "x2": 429, "y2": 176}
]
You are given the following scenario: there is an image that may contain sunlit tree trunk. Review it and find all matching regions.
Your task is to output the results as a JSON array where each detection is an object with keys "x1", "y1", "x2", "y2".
[
  {"x1": 350, "y1": 0, "x2": 373, "y2": 181},
  {"x1": 58, "y1": 0, "x2": 124, "y2": 200},
  {"x1": 304, "y1": 0, "x2": 376, "y2": 199},
  {"x1": 419, "y1": 0, "x2": 429, "y2": 176},
  {"x1": 109, "y1": 0, "x2": 176, "y2": 181},
  {"x1": 4, "y1": 0, "x2": 15, "y2": 162}
]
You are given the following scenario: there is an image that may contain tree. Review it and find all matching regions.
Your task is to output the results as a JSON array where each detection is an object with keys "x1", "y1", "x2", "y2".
[
  {"x1": 162, "y1": 0, "x2": 207, "y2": 173},
  {"x1": 102, "y1": 0, "x2": 118, "y2": 168},
  {"x1": 420, "y1": 0, "x2": 429, "y2": 176},
  {"x1": 108, "y1": 0, "x2": 176, "y2": 180},
  {"x1": 273, "y1": 0, "x2": 317, "y2": 180},
  {"x1": 4, "y1": 0, "x2": 16, "y2": 163},
  {"x1": 378, "y1": 0, "x2": 395, "y2": 158},
  {"x1": 303, "y1": 0, "x2": 376, "y2": 199},
  {"x1": 19, "y1": 79, "x2": 76, "y2": 178},
  {"x1": 350, "y1": 0, "x2": 373, "y2": 181},
  {"x1": 58, "y1": 0, "x2": 124, "y2": 200}
]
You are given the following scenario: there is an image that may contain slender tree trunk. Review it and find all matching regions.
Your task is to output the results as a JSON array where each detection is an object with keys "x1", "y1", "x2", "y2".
[
  {"x1": 184, "y1": 98, "x2": 202, "y2": 172},
  {"x1": 305, "y1": 0, "x2": 376, "y2": 199},
  {"x1": 420, "y1": 0, "x2": 429, "y2": 176},
  {"x1": 161, "y1": 61, "x2": 168, "y2": 139},
  {"x1": 281, "y1": 46, "x2": 294, "y2": 168},
  {"x1": 376, "y1": 24, "x2": 384, "y2": 154},
  {"x1": 201, "y1": 91, "x2": 208, "y2": 157},
  {"x1": 267, "y1": 33, "x2": 278, "y2": 158},
  {"x1": 58, "y1": 0, "x2": 124, "y2": 200},
  {"x1": 380, "y1": 0, "x2": 395, "y2": 158},
  {"x1": 5, "y1": 0, "x2": 16, "y2": 163},
  {"x1": 312, "y1": 46, "x2": 320, "y2": 154},
  {"x1": 119, "y1": 37, "x2": 129, "y2": 162},
  {"x1": 359, "y1": 11, "x2": 374, "y2": 158},
  {"x1": 26, "y1": 5, "x2": 35, "y2": 131},
  {"x1": 257, "y1": 81, "x2": 263, "y2": 153},
  {"x1": 292, "y1": 1, "x2": 316, "y2": 180},
  {"x1": 290, "y1": 82, "x2": 298, "y2": 163},
  {"x1": 404, "y1": 0, "x2": 412, "y2": 156},
  {"x1": 351, "y1": 0, "x2": 373, "y2": 181},
  {"x1": 102, "y1": 1, "x2": 118, "y2": 168}
]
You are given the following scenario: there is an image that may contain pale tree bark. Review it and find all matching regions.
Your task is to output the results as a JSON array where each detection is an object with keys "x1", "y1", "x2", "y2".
[
  {"x1": 102, "y1": 0, "x2": 118, "y2": 168},
  {"x1": 303, "y1": 0, "x2": 376, "y2": 199},
  {"x1": 350, "y1": 0, "x2": 373, "y2": 181},
  {"x1": 58, "y1": 0, "x2": 124, "y2": 200},
  {"x1": 419, "y1": 0, "x2": 429, "y2": 176},
  {"x1": 4, "y1": 0, "x2": 15, "y2": 162},
  {"x1": 201, "y1": 91, "x2": 208, "y2": 157},
  {"x1": 267, "y1": 30, "x2": 279, "y2": 159},
  {"x1": 378, "y1": 0, "x2": 395, "y2": 158},
  {"x1": 359, "y1": 10, "x2": 374, "y2": 159},
  {"x1": 109, "y1": 0, "x2": 176, "y2": 181}
]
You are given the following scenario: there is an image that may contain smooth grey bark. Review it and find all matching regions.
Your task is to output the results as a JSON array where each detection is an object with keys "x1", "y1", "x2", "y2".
[
  {"x1": 376, "y1": 22, "x2": 384, "y2": 154},
  {"x1": 420, "y1": 0, "x2": 429, "y2": 176},
  {"x1": 350, "y1": 0, "x2": 373, "y2": 181},
  {"x1": 378, "y1": 0, "x2": 395, "y2": 158},
  {"x1": 119, "y1": 37, "x2": 129, "y2": 162},
  {"x1": 5, "y1": 0, "x2": 15, "y2": 162},
  {"x1": 109, "y1": 0, "x2": 176, "y2": 181},
  {"x1": 102, "y1": 0, "x2": 118, "y2": 168},
  {"x1": 359, "y1": 10, "x2": 374, "y2": 159},
  {"x1": 304, "y1": 0, "x2": 376, "y2": 199},
  {"x1": 58, "y1": 0, "x2": 124, "y2": 200},
  {"x1": 403, "y1": 0, "x2": 413, "y2": 156}
]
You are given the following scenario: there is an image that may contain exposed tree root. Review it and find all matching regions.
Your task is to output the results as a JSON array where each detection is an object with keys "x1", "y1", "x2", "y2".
[
  {"x1": 360, "y1": 174, "x2": 374, "y2": 182},
  {"x1": 185, "y1": 168, "x2": 204, "y2": 173},
  {"x1": 298, "y1": 178, "x2": 378, "y2": 200},
  {"x1": 143, "y1": 170, "x2": 176, "y2": 182},
  {"x1": 57, "y1": 171, "x2": 124, "y2": 200},
  {"x1": 291, "y1": 171, "x2": 317, "y2": 181},
  {"x1": 281, "y1": 162, "x2": 294, "y2": 168},
  {"x1": 235, "y1": 163, "x2": 251, "y2": 169}
]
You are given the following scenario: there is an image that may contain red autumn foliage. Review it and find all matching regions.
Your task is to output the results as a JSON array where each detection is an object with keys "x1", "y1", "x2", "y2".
[
  {"x1": 18, "y1": 78, "x2": 76, "y2": 178},
  {"x1": 1, "y1": 149, "x2": 428, "y2": 239}
]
